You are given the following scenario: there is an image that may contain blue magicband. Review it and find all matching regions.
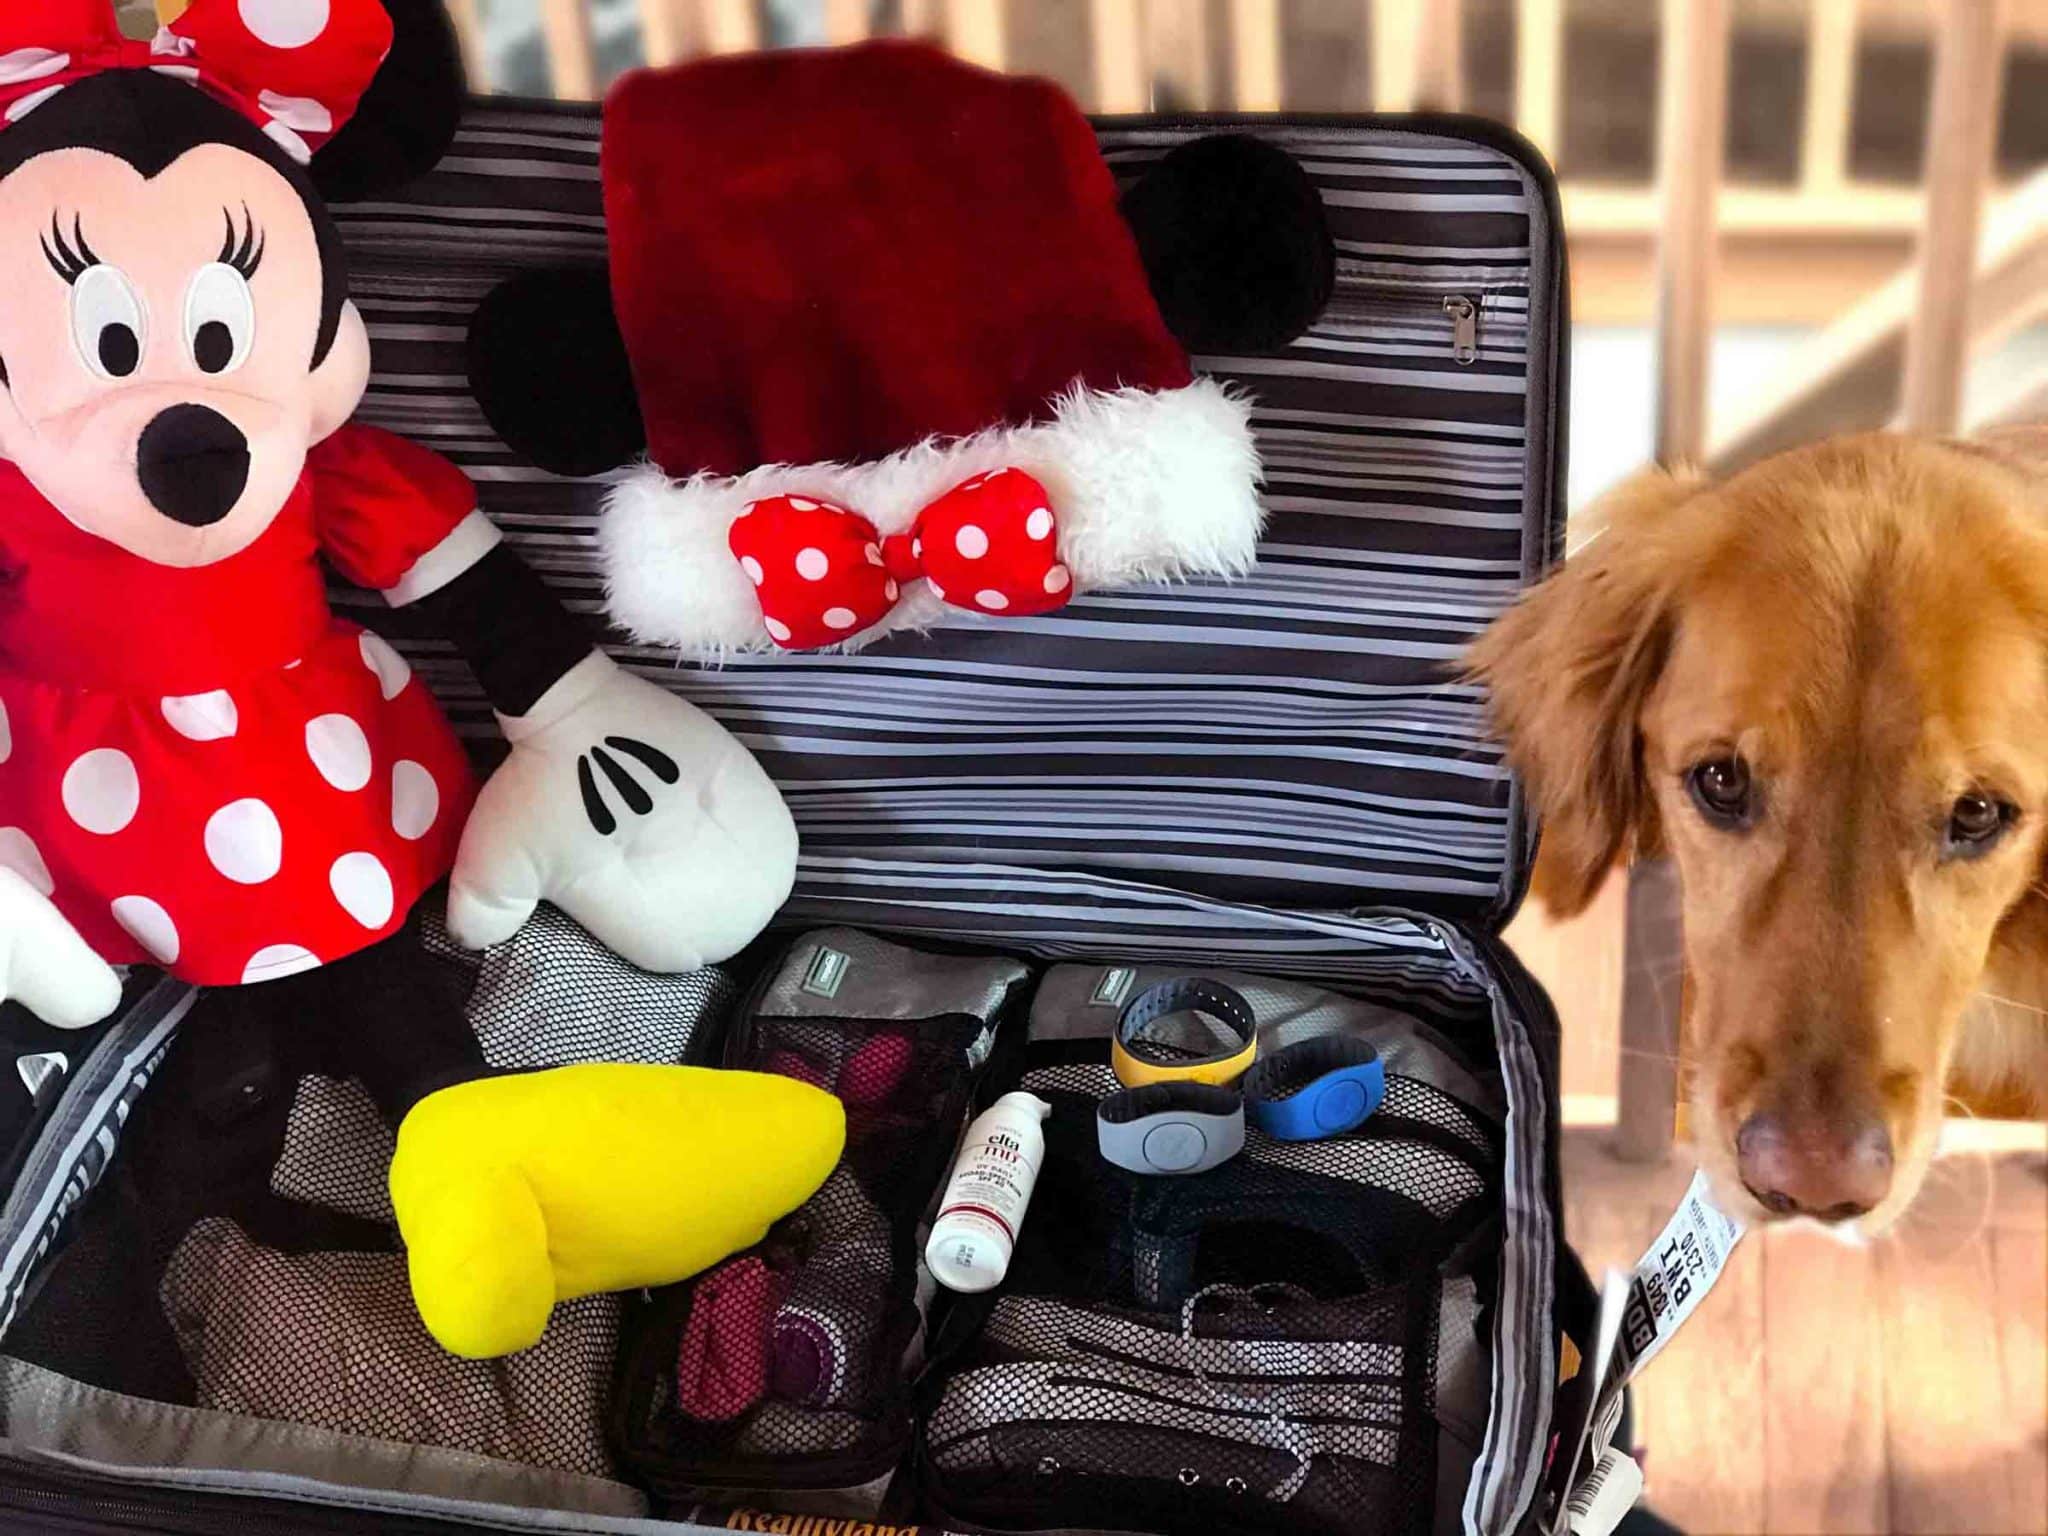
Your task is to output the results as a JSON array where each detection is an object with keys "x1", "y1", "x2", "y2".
[{"x1": 1241, "y1": 1038, "x2": 1386, "y2": 1141}]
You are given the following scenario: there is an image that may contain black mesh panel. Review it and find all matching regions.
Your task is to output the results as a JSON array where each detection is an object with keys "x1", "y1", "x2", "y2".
[{"x1": 918, "y1": 1029, "x2": 1493, "y2": 1536}]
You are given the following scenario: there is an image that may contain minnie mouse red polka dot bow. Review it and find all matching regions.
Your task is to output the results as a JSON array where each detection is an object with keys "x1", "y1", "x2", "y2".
[
  {"x1": 729, "y1": 468, "x2": 1075, "y2": 651},
  {"x1": 0, "y1": 0, "x2": 392, "y2": 163}
]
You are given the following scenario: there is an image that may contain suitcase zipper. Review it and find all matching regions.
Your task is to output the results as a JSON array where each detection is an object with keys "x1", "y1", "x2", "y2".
[
  {"x1": 1320, "y1": 288, "x2": 1487, "y2": 365},
  {"x1": 1443, "y1": 293, "x2": 1480, "y2": 364}
]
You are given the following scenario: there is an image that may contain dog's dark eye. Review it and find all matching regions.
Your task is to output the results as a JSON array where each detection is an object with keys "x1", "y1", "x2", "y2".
[
  {"x1": 1945, "y1": 792, "x2": 2015, "y2": 857},
  {"x1": 1687, "y1": 755, "x2": 1755, "y2": 828}
]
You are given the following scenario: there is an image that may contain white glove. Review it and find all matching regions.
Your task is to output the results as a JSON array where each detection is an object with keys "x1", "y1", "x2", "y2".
[
  {"x1": 0, "y1": 867, "x2": 122, "y2": 1029},
  {"x1": 447, "y1": 652, "x2": 798, "y2": 972}
]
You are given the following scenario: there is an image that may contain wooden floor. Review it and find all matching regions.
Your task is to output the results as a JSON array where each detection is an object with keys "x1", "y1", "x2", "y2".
[{"x1": 1507, "y1": 890, "x2": 2048, "y2": 1536}]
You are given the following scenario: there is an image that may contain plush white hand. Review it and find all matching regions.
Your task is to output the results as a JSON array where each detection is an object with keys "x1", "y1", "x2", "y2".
[
  {"x1": 0, "y1": 868, "x2": 122, "y2": 1029},
  {"x1": 448, "y1": 652, "x2": 798, "y2": 972}
]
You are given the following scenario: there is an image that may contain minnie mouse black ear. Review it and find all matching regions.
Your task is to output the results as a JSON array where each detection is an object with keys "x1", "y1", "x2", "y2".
[
  {"x1": 1121, "y1": 134, "x2": 1335, "y2": 357},
  {"x1": 309, "y1": 0, "x2": 465, "y2": 203},
  {"x1": 467, "y1": 268, "x2": 647, "y2": 477}
]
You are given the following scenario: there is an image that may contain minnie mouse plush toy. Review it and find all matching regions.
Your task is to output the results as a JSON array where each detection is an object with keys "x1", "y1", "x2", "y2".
[{"x1": 0, "y1": 0, "x2": 840, "y2": 1360}]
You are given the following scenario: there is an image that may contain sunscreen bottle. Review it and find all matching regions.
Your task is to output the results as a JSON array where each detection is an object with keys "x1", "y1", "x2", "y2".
[{"x1": 925, "y1": 1091, "x2": 1051, "y2": 1294}]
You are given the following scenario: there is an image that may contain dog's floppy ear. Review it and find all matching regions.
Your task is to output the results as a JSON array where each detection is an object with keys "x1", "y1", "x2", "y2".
[{"x1": 1467, "y1": 467, "x2": 1705, "y2": 915}]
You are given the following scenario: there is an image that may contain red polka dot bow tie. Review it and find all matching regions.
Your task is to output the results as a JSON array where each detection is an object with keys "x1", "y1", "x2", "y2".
[
  {"x1": 0, "y1": 0, "x2": 392, "y2": 163},
  {"x1": 730, "y1": 468, "x2": 1074, "y2": 651}
]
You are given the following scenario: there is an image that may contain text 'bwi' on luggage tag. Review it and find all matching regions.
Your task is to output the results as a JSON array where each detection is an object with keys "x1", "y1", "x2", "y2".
[{"x1": 1556, "y1": 1168, "x2": 1748, "y2": 1533}]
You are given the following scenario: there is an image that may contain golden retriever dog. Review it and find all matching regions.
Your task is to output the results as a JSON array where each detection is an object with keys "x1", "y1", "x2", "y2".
[{"x1": 1469, "y1": 429, "x2": 2048, "y2": 1231}]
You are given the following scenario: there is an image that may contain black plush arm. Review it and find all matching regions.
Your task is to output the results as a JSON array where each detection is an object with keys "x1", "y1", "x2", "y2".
[{"x1": 407, "y1": 542, "x2": 594, "y2": 718}]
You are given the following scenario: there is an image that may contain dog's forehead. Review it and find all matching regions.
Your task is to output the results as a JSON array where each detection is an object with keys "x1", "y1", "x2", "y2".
[
  {"x1": 1906, "y1": 590, "x2": 2048, "y2": 794},
  {"x1": 1664, "y1": 452, "x2": 2048, "y2": 783},
  {"x1": 1656, "y1": 571, "x2": 1829, "y2": 755}
]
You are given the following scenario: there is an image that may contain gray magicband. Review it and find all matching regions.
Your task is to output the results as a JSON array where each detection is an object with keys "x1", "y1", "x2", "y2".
[{"x1": 1096, "y1": 1082, "x2": 1245, "y2": 1176}]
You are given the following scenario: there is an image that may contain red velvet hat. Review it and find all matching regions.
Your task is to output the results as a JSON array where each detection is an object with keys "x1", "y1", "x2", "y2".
[{"x1": 599, "y1": 41, "x2": 1264, "y2": 656}]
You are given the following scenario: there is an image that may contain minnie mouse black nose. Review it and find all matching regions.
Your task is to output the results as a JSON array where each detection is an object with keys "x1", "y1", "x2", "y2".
[{"x1": 138, "y1": 405, "x2": 250, "y2": 528}]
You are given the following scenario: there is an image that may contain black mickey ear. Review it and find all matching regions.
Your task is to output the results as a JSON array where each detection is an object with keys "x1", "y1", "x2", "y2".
[
  {"x1": 1121, "y1": 134, "x2": 1335, "y2": 357},
  {"x1": 310, "y1": 0, "x2": 466, "y2": 203},
  {"x1": 467, "y1": 268, "x2": 647, "y2": 477}
]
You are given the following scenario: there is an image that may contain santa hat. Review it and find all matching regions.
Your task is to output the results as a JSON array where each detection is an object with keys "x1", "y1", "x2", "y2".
[{"x1": 597, "y1": 41, "x2": 1264, "y2": 658}]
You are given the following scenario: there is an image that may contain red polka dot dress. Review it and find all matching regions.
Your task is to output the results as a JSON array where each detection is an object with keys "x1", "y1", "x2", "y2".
[{"x1": 0, "y1": 424, "x2": 478, "y2": 986}]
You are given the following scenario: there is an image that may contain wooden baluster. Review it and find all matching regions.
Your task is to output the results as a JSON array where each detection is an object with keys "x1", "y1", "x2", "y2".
[
  {"x1": 1416, "y1": 0, "x2": 1462, "y2": 111},
  {"x1": 640, "y1": 0, "x2": 691, "y2": 66},
  {"x1": 1369, "y1": 0, "x2": 1420, "y2": 110},
  {"x1": 826, "y1": 0, "x2": 873, "y2": 43},
  {"x1": 1516, "y1": 0, "x2": 1562, "y2": 160},
  {"x1": 1093, "y1": 0, "x2": 1147, "y2": 110},
  {"x1": 444, "y1": 0, "x2": 491, "y2": 91},
  {"x1": 1229, "y1": 0, "x2": 1283, "y2": 110},
  {"x1": 700, "y1": 0, "x2": 761, "y2": 53},
  {"x1": 1371, "y1": 0, "x2": 1461, "y2": 112},
  {"x1": 944, "y1": 0, "x2": 1007, "y2": 69},
  {"x1": 540, "y1": 0, "x2": 598, "y2": 99},
  {"x1": 1901, "y1": 0, "x2": 2010, "y2": 434},
  {"x1": 1615, "y1": 0, "x2": 1729, "y2": 1167},
  {"x1": 1146, "y1": 0, "x2": 1213, "y2": 107},
  {"x1": 1801, "y1": 0, "x2": 1858, "y2": 192},
  {"x1": 640, "y1": 0, "x2": 756, "y2": 64},
  {"x1": 1616, "y1": 860, "x2": 1685, "y2": 1165},
  {"x1": 1653, "y1": 0, "x2": 1728, "y2": 466}
]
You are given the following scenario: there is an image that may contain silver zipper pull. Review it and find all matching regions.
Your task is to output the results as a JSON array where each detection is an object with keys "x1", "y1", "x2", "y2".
[{"x1": 1443, "y1": 294, "x2": 1478, "y2": 365}]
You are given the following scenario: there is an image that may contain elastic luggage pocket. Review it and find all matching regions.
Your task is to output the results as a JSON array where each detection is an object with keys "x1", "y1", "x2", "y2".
[
  {"x1": 1316, "y1": 283, "x2": 1525, "y2": 370},
  {"x1": 914, "y1": 1011, "x2": 1501, "y2": 1535},
  {"x1": 611, "y1": 1008, "x2": 992, "y2": 1497},
  {"x1": 610, "y1": 930, "x2": 1034, "y2": 1504},
  {"x1": 919, "y1": 1276, "x2": 1442, "y2": 1536},
  {"x1": 1006, "y1": 1057, "x2": 1496, "y2": 1300}
]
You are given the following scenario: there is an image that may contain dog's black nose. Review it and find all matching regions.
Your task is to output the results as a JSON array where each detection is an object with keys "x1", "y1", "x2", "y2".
[{"x1": 137, "y1": 405, "x2": 250, "y2": 528}]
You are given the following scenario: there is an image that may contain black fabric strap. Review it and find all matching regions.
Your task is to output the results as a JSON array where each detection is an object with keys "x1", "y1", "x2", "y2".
[
  {"x1": 409, "y1": 542, "x2": 593, "y2": 718},
  {"x1": 1116, "y1": 978, "x2": 1257, "y2": 1058}
]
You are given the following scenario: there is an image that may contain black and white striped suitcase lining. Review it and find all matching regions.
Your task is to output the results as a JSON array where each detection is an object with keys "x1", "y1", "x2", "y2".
[{"x1": 0, "y1": 101, "x2": 1572, "y2": 1536}]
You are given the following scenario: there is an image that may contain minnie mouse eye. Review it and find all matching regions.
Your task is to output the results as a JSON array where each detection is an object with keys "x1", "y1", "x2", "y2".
[
  {"x1": 69, "y1": 264, "x2": 146, "y2": 381},
  {"x1": 183, "y1": 263, "x2": 255, "y2": 376}
]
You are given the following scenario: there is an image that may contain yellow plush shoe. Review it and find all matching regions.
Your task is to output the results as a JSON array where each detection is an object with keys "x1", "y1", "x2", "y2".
[{"x1": 389, "y1": 1064, "x2": 845, "y2": 1359}]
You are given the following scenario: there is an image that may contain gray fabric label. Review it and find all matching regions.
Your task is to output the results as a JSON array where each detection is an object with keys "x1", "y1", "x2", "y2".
[
  {"x1": 1090, "y1": 967, "x2": 1136, "y2": 1008},
  {"x1": 801, "y1": 946, "x2": 850, "y2": 999}
]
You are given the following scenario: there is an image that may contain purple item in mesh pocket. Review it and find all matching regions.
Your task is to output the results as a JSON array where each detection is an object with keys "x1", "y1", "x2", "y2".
[{"x1": 769, "y1": 1238, "x2": 890, "y2": 1408}]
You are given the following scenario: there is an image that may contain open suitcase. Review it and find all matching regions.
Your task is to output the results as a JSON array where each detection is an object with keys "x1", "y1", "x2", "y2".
[{"x1": 0, "y1": 95, "x2": 1598, "y2": 1536}]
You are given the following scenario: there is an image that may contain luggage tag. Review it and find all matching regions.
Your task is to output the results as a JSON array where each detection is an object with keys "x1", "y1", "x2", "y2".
[
  {"x1": 1555, "y1": 1168, "x2": 1747, "y2": 1534},
  {"x1": 1564, "y1": 1445, "x2": 1647, "y2": 1536}
]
